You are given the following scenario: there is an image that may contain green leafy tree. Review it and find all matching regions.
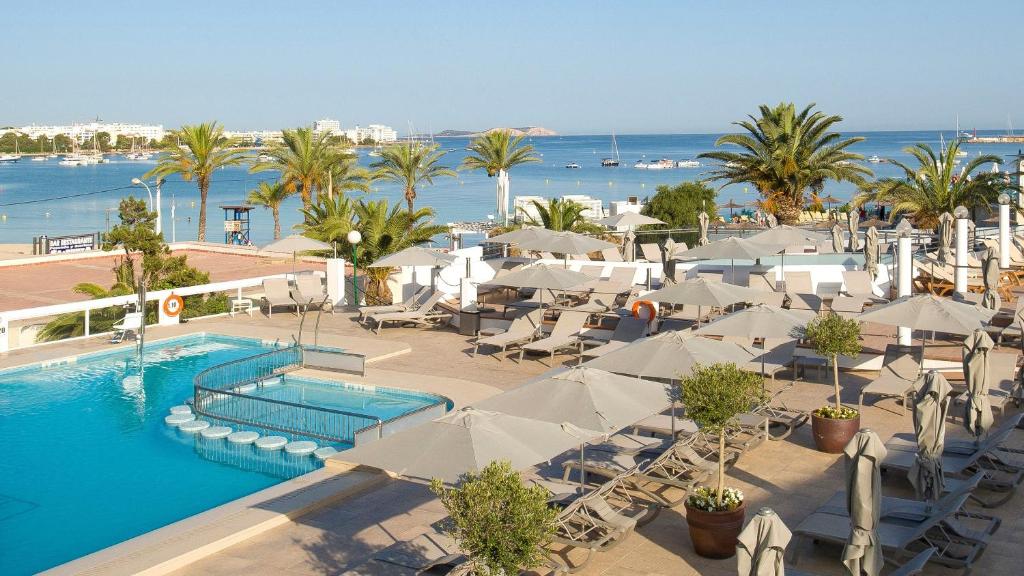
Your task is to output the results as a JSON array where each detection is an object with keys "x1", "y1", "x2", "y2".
[
  {"x1": 251, "y1": 127, "x2": 350, "y2": 211},
  {"x1": 430, "y1": 460, "x2": 557, "y2": 576},
  {"x1": 461, "y1": 130, "x2": 541, "y2": 221},
  {"x1": 297, "y1": 194, "x2": 357, "y2": 247},
  {"x1": 699, "y1": 102, "x2": 872, "y2": 224},
  {"x1": 54, "y1": 134, "x2": 73, "y2": 152},
  {"x1": 641, "y1": 181, "x2": 717, "y2": 228},
  {"x1": 35, "y1": 135, "x2": 48, "y2": 153},
  {"x1": 102, "y1": 196, "x2": 166, "y2": 288},
  {"x1": 678, "y1": 363, "x2": 762, "y2": 509},
  {"x1": 95, "y1": 131, "x2": 112, "y2": 152},
  {"x1": 247, "y1": 181, "x2": 293, "y2": 240},
  {"x1": 371, "y1": 142, "x2": 456, "y2": 214},
  {"x1": 145, "y1": 122, "x2": 247, "y2": 241},
  {"x1": 853, "y1": 140, "x2": 1014, "y2": 229},
  {"x1": 523, "y1": 198, "x2": 603, "y2": 234},
  {"x1": 353, "y1": 199, "x2": 448, "y2": 304},
  {"x1": 805, "y1": 313, "x2": 862, "y2": 415}
]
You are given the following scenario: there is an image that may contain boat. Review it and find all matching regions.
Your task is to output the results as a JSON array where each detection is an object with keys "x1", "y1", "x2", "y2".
[
  {"x1": 565, "y1": 162, "x2": 581, "y2": 169},
  {"x1": 867, "y1": 155, "x2": 883, "y2": 164},
  {"x1": 676, "y1": 159, "x2": 701, "y2": 169},
  {"x1": 601, "y1": 131, "x2": 621, "y2": 167},
  {"x1": 645, "y1": 158, "x2": 674, "y2": 170},
  {"x1": 255, "y1": 153, "x2": 273, "y2": 163},
  {"x1": 0, "y1": 154, "x2": 20, "y2": 163},
  {"x1": 59, "y1": 153, "x2": 89, "y2": 166},
  {"x1": 633, "y1": 159, "x2": 649, "y2": 169},
  {"x1": 31, "y1": 156, "x2": 46, "y2": 161}
]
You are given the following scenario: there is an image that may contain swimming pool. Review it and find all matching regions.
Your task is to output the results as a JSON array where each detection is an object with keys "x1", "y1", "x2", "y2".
[{"x1": 0, "y1": 334, "x2": 442, "y2": 575}]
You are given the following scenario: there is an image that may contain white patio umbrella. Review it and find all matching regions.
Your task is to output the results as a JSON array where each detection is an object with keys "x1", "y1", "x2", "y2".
[
  {"x1": 909, "y1": 370, "x2": 952, "y2": 501},
  {"x1": 583, "y1": 330, "x2": 756, "y2": 381},
  {"x1": 517, "y1": 230, "x2": 617, "y2": 267},
  {"x1": 644, "y1": 277, "x2": 771, "y2": 326},
  {"x1": 259, "y1": 234, "x2": 332, "y2": 275},
  {"x1": 695, "y1": 304, "x2": 814, "y2": 381},
  {"x1": 335, "y1": 407, "x2": 601, "y2": 485},
  {"x1": 962, "y1": 329, "x2": 995, "y2": 440},
  {"x1": 485, "y1": 226, "x2": 555, "y2": 246},
  {"x1": 368, "y1": 246, "x2": 458, "y2": 292},
  {"x1": 857, "y1": 294, "x2": 996, "y2": 344},
  {"x1": 748, "y1": 226, "x2": 828, "y2": 290},
  {"x1": 596, "y1": 212, "x2": 665, "y2": 228},
  {"x1": 673, "y1": 236, "x2": 784, "y2": 285},
  {"x1": 843, "y1": 429, "x2": 886, "y2": 576},
  {"x1": 474, "y1": 366, "x2": 672, "y2": 488},
  {"x1": 481, "y1": 263, "x2": 591, "y2": 310},
  {"x1": 736, "y1": 507, "x2": 791, "y2": 576}
]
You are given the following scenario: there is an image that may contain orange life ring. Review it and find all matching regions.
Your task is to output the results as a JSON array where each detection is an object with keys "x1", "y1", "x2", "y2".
[
  {"x1": 631, "y1": 300, "x2": 657, "y2": 324},
  {"x1": 162, "y1": 294, "x2": 184, "y2": 317}
]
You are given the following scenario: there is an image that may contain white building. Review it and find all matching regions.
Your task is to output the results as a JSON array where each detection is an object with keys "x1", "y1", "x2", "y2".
[
  {"x1": 343, "y1": 124, "x2": 398, "y2": 143},
  {"x1": 222, "y1": 129, "x2": 284, "y2": 145},
  {"x1": 312, "y1": 118, "x2": 342, "y2": 135},
  {"x1": 12, "y1": 122, "x2": 165, "y2": 145}
]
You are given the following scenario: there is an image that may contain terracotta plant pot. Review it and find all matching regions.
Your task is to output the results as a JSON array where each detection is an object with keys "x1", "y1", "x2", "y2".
[
  {"x1": 811, "y1": 412, "x2": 861, "y2": 453},
  {"x1": 684, "y1": 500, "x2": 746, "y2": 559}
]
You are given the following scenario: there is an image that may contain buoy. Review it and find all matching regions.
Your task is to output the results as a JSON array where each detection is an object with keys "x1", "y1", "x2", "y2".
[
  {"x1": 165, "y1": 413, "x2": 196, "y2": 426},
  {"x1": 169, "y1": 405, "x2": 191, "y2": 415},
  {"x1": 285, "y1": 441, "x2": 318, "y2": 455},
  {"x1": 255, "y1": 436, "x2": 288, "y2": 450},
  {"x1": 227, "y1": 431, "x2": 260, "y2": 444},
  {"x1": 179, "y1": 420, "x2": 211, "y2": 434},
  {"x1": 313, "y1": 447, "x2": 338, "y2": 460},
  {"x1": 201, "y1": 426, "x2": 233, "y2": 439}
]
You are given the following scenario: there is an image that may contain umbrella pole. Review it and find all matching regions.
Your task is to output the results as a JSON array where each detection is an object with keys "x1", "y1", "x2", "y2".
[{"x1": 579, "y1": 442, "x2": 586, "y2": 491}]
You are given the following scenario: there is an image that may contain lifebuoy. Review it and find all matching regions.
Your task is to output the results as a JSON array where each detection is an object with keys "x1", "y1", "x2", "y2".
[
  {"x1": 162, "y1": 294, "x2": 184, "y2": 317},
  {"x1": 631, "y1": 300, "x2": 657, "y2": 324}
]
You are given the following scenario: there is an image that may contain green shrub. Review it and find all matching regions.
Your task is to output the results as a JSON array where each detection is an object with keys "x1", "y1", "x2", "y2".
[{"x1": 806, "y1": 312, "x2": 862, "y2": 416}]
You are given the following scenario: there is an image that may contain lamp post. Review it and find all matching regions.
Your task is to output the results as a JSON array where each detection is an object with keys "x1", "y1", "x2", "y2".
[
  {"x1": 953, "y1": 205, "x2": 970, "y2": 296},
  {"x1": 347, "y1": 230, "x2": 362, "y2": 306},
  {"x1": 131, "y1": 178, "x2": 162, "y2": 235},
  {"x1": 998, "y1": 193, "x2": 1011, "y2": 269}
]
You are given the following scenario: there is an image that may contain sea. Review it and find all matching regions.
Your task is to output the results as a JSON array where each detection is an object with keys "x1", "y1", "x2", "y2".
[{"x1": 0, "y1": 131, "x2": 1020, "y2": 246}]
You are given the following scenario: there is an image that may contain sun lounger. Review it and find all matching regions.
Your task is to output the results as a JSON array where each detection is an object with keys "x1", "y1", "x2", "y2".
[
  {"x1": 790, "y1": 548, "x2": 935, "y2": 576},
  {"x1": 535, "y1": 464, "x2": 661, "y2": 527},
  {"x1": 592, "y1": 267, "x2": 637, "y2": 295},
  {"x1": 368, "y1": 291, "x2": 449, "y2": 334},
  {"x1": 748, "y1": 272, "x2": 779, "y2": 293},
  {"x1": 858, "y1": 344, "x2": 923, "y2": 413},
  {"x1": 545, "y1": 486, "x2": 630, "y2": 573},
  {"x1": 579, "y1": 317, "x2": 648, "y2": 361},
  {"x1": 346, "y1": 531, "x2": 465, "y2": 576},
  {"x1": 784, "y1": 271, "x2": 823, "y2": 312},
  {"x1": 260, "y1": 277, "x2": 299, "y2": 317},
  {"x1": 745, "y1": 338, "x2": 798, "y2": 383},
  {"x1": 292, "y1": 274, "x2": 334, "y2": 313},
  {"x1": 600, "y1": 247, "x2": 624, "y2": 262},
  {"x1": 842, "y1": 269, "x2": 888, "y2": 302},
  {"x1": 111, "y1": 311, "x2": 143, "y2": 343},
  {"x1": 473, "y1": 309, "x2": 541, "y2": 358},
  {"x1": 791, "y1": 500, "x2": 986, "y2": 572},
  {"x1": 519, "y1": 310, "x2": 589, "y2": 364},
  {"x1": 829, "y1": 294, "x2": 870, "y2": 317},
  {"x1": 358, "y1": 285, "x2": 430, "y2": 322},
  {"x1": 639, "y1": 243, "x2": 662, "y2": 263}
]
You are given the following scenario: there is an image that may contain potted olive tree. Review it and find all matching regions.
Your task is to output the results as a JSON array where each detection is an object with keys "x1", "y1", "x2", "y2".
[
  {"x1": 806, "y1": 312, "x2": 862, "y2": 453},
  {"x1": 678, "y1": 362, "x2": 762, "y2": 558},
  {"x1": 431, "y1": 460, "x2": 557, "y2": 575}
]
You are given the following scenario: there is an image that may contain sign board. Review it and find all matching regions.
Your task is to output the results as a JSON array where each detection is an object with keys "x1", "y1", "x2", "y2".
[
  {"x1": 224, "y1": 220, "x2": 242, "y2": 232},
  {"x1": 45, "y1": 233, "x2": 97, "y2": 254}
]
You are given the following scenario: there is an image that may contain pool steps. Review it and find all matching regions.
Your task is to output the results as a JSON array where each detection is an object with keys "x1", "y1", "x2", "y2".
[{"x1": 164, "y1": 406, "x2": 328, "y2": 458}]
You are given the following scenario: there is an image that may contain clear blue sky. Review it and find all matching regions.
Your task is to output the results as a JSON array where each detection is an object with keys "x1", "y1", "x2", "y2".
[{"x1": 3, "y1": 1, "x2": 1021, "y2": 134}]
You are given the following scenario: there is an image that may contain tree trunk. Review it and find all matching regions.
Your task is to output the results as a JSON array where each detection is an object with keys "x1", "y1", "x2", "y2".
[
  {"x1": 197, "y1": 177, "x2": 208, "y2": 242},
  {"x1": 833, "y1": 353, "x2": 842, "y2": 411},
  {"x1": 272, "y1": 206, "x2": 281, "y2": 240},
  {"x1": 717, "y1": 433, "x2": 726, "y2": 507},
  {"x1": 774, "y1": 195, "x2": 803, "y2": 225},
  {"x1": 405, "y1": 186, "x2": 415, "y2": 214}
]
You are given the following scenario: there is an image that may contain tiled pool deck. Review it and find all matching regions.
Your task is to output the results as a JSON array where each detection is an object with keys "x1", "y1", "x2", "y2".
[{"x1": 6, "y1": 304, "x2": 1022, "y2": 576}]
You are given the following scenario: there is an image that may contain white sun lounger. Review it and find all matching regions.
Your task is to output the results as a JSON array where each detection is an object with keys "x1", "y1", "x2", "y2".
[
  {"x1": 358, "y1": 285, "x2": 430, "y2": 322},
  {"x1": 519, "y1": 310, "x2": 590, "y2": 365}
]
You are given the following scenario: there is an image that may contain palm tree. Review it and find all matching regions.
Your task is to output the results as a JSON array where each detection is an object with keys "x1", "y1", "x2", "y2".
[
  {"x1": 251, "y1": 127, "x2": 341, "y2": 211},
  {"x1": 371, "y1": 142, "x2": 456, "y2": 214},
  {"x1": 296, "y1": 193, "x2": 357, "y2": 247},
  {"x1": 145, "y1": 122, "x2": 246, "y2": 241},
  {"x1": 37, "y1": 282, "x2": 134, "y2": 342},
  {"x1": 522, "y1": 198, "x2": 603, "y2": 234},
  {"x1": 321, "y1": 155, "x2": 374, "y2": 199},
  {"x1": 354, "y1": 199, "x2": 448, "y2": 304},
  {"x1": 461, "y1": 130, "x2": 541, "y2": 223},
  {"x1": 853, "y1": 140, "x2": 1013, "y2": 229},
  {"x1": 247, "y1": 181, "x2": 293, "y2": 240},
  {"x1": 698, "y1": 103, "x2": 872, "y2": 224}
]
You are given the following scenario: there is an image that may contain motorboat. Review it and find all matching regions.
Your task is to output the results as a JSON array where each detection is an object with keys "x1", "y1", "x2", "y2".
[
  {"x1": 867, "y1": 155, "x2": 883, "y2": 163},
  {"x1": 565, "y1": 162, "x2": 581, "y2": 169},
  {"x1": 676, "y1": 159, "x2": 701, "y2": 168},
  {"x1": 0, "y1": 154, "x2": 20, "y2": 163},
  {"x1": 645, "y1": 158, "x2": 673, "y2": 170},
  {"x1": 31, "y1": 156, "x2": 46, "y2": 161}
]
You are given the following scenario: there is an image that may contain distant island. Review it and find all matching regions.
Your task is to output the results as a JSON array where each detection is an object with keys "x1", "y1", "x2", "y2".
[{"x1": 435, "y1": 126, "x2": 557, "y2": 138}]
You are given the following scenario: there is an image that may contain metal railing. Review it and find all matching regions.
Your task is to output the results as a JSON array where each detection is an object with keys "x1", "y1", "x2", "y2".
[{"x1": 192, "y1": 345, "x2": 383, "y2": 444}]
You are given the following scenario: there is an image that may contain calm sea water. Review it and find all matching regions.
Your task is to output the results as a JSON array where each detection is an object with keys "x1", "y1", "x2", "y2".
[{"x1": 0, "y1": 131, "x2": 1020, "y2": 246}]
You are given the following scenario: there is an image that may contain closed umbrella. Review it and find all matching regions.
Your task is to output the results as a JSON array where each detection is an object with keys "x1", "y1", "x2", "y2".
[
  {"x1": 962, "y1": 329, "x2": 995, "y2": 440},
  {"x1": 981, "y1": 250, "x2": 1001, "y2": 311},
  {"x1": 661, "y1": 238, "x2": 678, "y2": 284},
  {"x1": 736, "y1": 507, "x2": 791, "y2": 576},
  {"x1": 864, "y1": 226, "x2": 879, "y2": 279},
  {"x1": 623, "y1": 229, "x2": 636, "y2": 262},
  {"x1": 698, "y1": 211, "x2": 711, "y2": 246},
  {"x1": 766, "y1": 213, "x2": 778, "y2": 228},
  {"x1": 596, "y1": 212, "x2": 665, "y2": 228},
  {"x1": 831, "y1": 224, "x2": 845, "y2": 253},
  {"x1": 335, "y1": 407, "x2": 601, "y2": 485},
  {"x1": 936, "y1": 212, "x2": 954, "y2": 264},
  {"x1": 847, "y1": 210, "x2": 860, "y2": 252},
  {"x1": 842, "y1": 429, "x2": 886, "y2": 576},
  {"x1": 908, "y1": 370, "x2": 952, "y2": 501},
  {"x1": 583, "y1": 330, "x2": 755, "y2": 381}
]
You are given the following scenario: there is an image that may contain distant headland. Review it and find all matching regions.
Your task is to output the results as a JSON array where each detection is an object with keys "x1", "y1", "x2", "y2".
[{"x1": 435, "y1": 126, "x2": 558, "y2": 138}]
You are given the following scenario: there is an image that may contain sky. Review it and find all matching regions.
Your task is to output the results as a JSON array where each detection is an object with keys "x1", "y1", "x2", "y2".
[{"x1": 3, "y1": 1, "x2": 1022, "y2": 135}]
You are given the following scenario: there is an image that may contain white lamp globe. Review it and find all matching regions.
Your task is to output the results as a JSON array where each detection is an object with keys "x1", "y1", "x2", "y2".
[{"x1": 347, "y1": 230, "x2": 362, "y2": 244}]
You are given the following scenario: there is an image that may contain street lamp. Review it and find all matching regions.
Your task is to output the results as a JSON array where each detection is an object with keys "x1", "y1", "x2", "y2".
[
  {"x1": 131, "y1": 178, "x2": 162, "y2": 235},
  {"x1": 347, "y1": 229, "x2": 362, "y2": 306}
]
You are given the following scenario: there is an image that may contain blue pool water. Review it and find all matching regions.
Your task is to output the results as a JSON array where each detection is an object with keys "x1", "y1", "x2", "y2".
[{"x1": 0, "y1": 334, "x2": 441, "y2": 575}]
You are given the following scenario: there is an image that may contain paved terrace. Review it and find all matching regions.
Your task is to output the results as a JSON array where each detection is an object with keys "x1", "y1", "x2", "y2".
[{"x1": 5, "y1": 299, "x2": 1020, "y2": 575}]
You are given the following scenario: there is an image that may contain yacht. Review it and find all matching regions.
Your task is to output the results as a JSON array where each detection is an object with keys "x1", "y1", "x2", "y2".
[
  {"x1": 676, "y1": 159, "x2": 701, "y2": 169},
  {"x1": 565, "y1": 162, "x2": 581, "y2": 169},
  {"x1": 633, "y1": 159, "x2": 649, "y2": 169},
  {"x1": 59, "y1": 153, "x2": 89, "y2": 166},
  {"x1": 645, "y1": 158, "x2": 673, "y2": 170},
  {"x1": 601, "y1": 132, "x2": 621, "y2": 166},
  {"x1": 0, "y1": 154, "x2": 20, "y2": 163},
  {"x1": 867, "y1": 155, "x2": 883, "y2": 164},
  {"x1": 31, "y1": 155, "x2": 46, "y2": 161}
]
